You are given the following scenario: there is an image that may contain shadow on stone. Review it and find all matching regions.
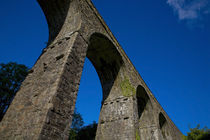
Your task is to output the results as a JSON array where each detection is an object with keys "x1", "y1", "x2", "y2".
[{"x1": 87, "y1": 33, "x2": 123, "y2": 102}]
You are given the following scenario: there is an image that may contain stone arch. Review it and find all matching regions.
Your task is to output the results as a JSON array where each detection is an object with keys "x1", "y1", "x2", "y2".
[
  {"x1": 136, "y1": 85, "x2": 149, "y2": 119},
  {"x1": 136, "y1": 85, "x2": 154, "y2": 125},
  {"x1": 38, "y1": 0, "x2": 72, "y2": 43},
  {"x1": 159, "y1": 112, "x2": 173, "y2": 140},
  {"x1": 136, "y1": 85, "x2": 156, "y2": 139},
  {"x1": 86, "y1": 33, "x2": 123, "y2": 102},
  {"x1": 77, "y1": 32, "x2": 126, "y2": 139}
]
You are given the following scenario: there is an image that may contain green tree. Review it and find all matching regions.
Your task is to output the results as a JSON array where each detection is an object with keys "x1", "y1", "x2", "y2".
[
  {"x1": 183, "y1": 125, "x2": 210, "y2": 140},
  {"x1": 69, "y1": 109, "x2": 98, "y2": 140},
  {"x1": 71, "y1": 109, "x2": 84, "y2": 132},
  {"x1": 69, "y1": 109, "x2": 84, "y2": 140},
  {"x1": 77, "y1": 121, "x2": 97, "y2": 140},
  {"x1": 0, "y1": 62, "x2": 28, "y2": 121}
]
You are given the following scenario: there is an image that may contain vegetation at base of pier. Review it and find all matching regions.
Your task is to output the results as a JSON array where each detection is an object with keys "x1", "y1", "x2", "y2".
[{"x1": 69, "y1": 109, "x2": 97, "y2": 140}]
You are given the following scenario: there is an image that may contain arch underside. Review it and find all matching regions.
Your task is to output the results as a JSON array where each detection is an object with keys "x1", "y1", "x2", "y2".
[
  {"x1": 87, "y1": 33, "x2": 123, "y2": 102},
  {"x1": 136, "y1": 85, "x2": 157, "y2": 140},
  {"x1": 87, "y1": 33, "x2": 136, "y2": 140},
  {"x1": 159, "y1": 113, "x2": 173, "y2": 140}
]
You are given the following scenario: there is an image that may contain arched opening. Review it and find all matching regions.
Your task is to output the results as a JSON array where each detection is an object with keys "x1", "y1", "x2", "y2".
[
  {"x1": 136, "y1": 85, "x2": 150, "y2": 119},
  {"x1": 159, "y1": 112, "x2": 172, "y2": 139},
  {"x1": 136, "y1": 85, "x2": 155, "y2": 139},
  {"x1": 38, "y1": 0, "x2": 71, "y2": 43},
  {"x1": 76, "y1": 58, "x2": 102, "y2": 125},
  {"x1": 159, "y1": 113, "x2": 166, "y2": 129},
  {"x1": 87, "y1": 33, "x2": 123, "y2": 102},
  {"x1": 71, "y1": 33, "x2": 124, "y2": 139},
  {"x1": 70, "y1": 58, "x2": 102, "y2": 139}
]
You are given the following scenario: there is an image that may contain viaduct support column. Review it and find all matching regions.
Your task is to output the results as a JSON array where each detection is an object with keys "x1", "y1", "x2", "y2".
[{"x1": 0, "y1": 32, "x2": 88, "y2": 139}]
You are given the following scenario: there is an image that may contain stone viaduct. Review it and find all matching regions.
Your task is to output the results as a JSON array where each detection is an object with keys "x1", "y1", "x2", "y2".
[{"x1": 0, "y1": 0, "x2": 183, "y2": 139}]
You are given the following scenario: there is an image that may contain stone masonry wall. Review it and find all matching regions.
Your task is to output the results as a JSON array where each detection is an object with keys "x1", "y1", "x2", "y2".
[{"x1": 0, "y1": 0, "x2": 183, "y2": 140}]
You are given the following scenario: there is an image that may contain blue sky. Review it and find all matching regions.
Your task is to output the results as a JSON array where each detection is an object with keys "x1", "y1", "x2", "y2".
[{"x1": 0, "y1": 0, "x2": 209, "y2": 135}]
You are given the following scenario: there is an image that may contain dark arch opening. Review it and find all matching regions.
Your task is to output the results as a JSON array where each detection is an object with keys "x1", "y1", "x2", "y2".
[
  {"x1": 136, "y1": 85, "x2": 155, "y2": 139},
  {"x1": 136, "y1": 85, "x2": 150, "y2": 119},
  {"x1": 38, "y1": 0, "x2": 71, "y2": 43},
  {"x1": 159, "y1": 112, "x2": 172, "y2": 139},
  {"x1": 159, "y1": 112, "x2": 166, "y2": 129}
]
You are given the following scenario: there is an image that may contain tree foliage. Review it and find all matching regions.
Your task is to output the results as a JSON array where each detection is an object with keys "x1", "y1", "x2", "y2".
[
  {"x1": 77, "y1": 121, "x2": 97, "y2": 140},
  {"x1": 0, "y1": 62, "x2": 28, "y2": 121},
  {"x1": 71, "y1": 109, "x2": 84, "y2": 132},
  {"x1": 69, "y1": 109, "x2": 97, "y2": 140},
  {"x1": 183, "y1": 125, "x2": 210, "y2": 140},
  {"x1": 69, "y1": 109, "x2": 84, "y2": 140}
]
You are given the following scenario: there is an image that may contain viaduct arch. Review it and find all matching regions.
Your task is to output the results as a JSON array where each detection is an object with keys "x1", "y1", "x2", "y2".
[{"x1": 0, "y1": 0, "x2": 182, "y2": 139}]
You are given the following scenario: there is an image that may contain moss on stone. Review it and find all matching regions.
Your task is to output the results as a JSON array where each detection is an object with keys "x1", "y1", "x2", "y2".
[
  {"x1": 120, "y1": 78, "x2": 136, "y2": 97},
  {"x1": 182, "y1": 135, "x2": 187, "y2": 140},
  {"x1": 136, "y1": 130, "x2": 140, "y2": 140}
]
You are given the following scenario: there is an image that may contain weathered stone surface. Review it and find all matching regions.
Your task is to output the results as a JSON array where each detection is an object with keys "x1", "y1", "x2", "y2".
[{"x1": 0, "y1": 0, "x2": 182, "y2": 139}]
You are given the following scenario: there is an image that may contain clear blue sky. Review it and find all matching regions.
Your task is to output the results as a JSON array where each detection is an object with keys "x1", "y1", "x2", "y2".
[{"x1": 0, "y1": 0, "x2": 209, "y2": 135}]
